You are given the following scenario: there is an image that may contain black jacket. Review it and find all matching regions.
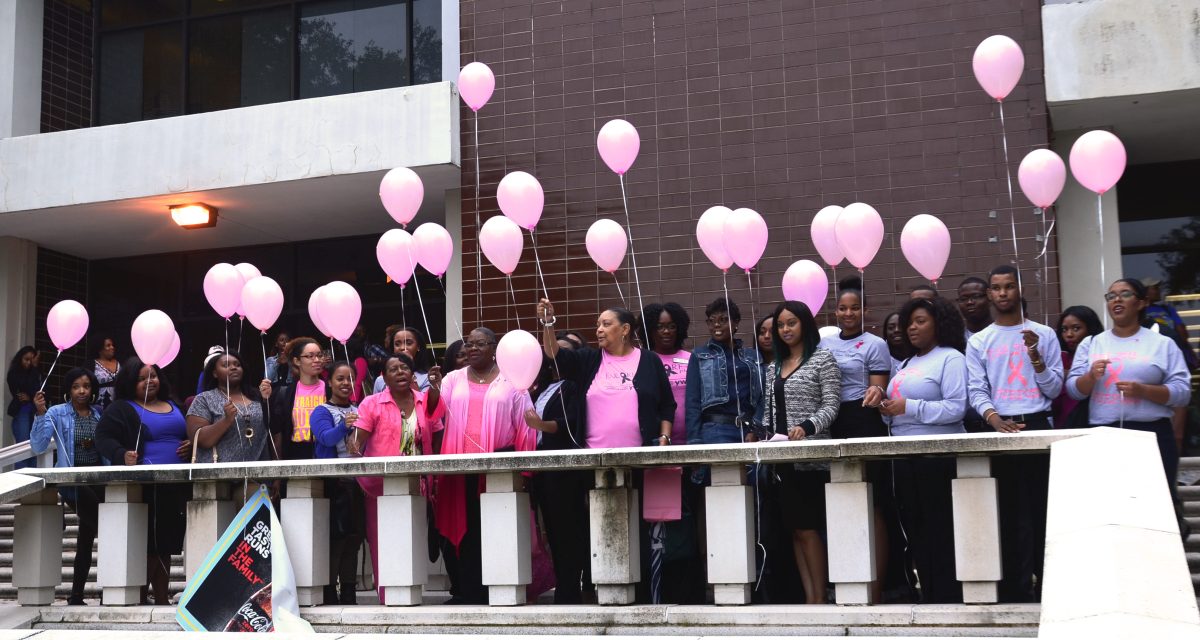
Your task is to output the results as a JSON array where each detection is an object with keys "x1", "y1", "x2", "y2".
[
  {"x1": 95, "y1": 399, "x2": 183, "y2": 464},
  {"x1": 534, "y1": 379, "x2": 585, "y2": 450},
  {"x1": 269, "y1": 382, "x2": 315, "y2": 460},
  {"x1": 554, "y1": 347, "x2": 675, "y2": 447}
]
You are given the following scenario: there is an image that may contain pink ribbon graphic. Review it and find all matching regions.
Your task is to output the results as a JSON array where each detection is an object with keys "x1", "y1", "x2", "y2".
[
  {"x1": 1102, "y1": 360, "x2": 1124, "y2": 388},
  {"x1": 1006, "y1": 354, "x2": 1028, "y2": 387}
]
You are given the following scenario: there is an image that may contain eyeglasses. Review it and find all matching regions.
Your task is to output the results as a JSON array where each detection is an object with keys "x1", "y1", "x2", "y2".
[
  {"x1": 298, "y1": 353, "x2": 323, "y2": 360},
  {"x1": 705, "y1": 316, "x2": 731, "y2": 327},
  {"x1": 956, "y1": 294, "x2": 987, "y2": 303},
  {"x1": 465, "y1": 340, "x2": 496, "y2": 350},
  {"x1": 1104, "y1": 291, "x2": 1138, "y2": 302}
]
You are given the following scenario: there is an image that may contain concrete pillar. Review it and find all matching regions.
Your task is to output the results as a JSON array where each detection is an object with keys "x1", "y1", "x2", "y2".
[
  {"x1": 1040, "y1": 428, "x2": 1200, "y2": 638},
  {"x1": 98, "y1": 484, "x2": 147, "y2": 605},
  {"x1": 590, "y1": 468, "x2": 640, "y2": 605},
  {"x1": 281, "y1": 479, "x2": 329, "y2": 607},
  {"x1": 953, "y1": 456, "x2": 1001, "y2": 604},
  {"x1": 825, "y1": 461, "x2": 876, "y2": 605},
  {"x1": 185, "y1": 482, "x2": 236, "y2": 580},
  {"x1": 0, "y1": 0, "x2": 43, "y2": 139},
  {"x1": 0, "y1": 237, "x2": 37, "y2": 449},
  {"x1": 444, "y1": 188, "x2": 463, "y2": 340},
  {"x1": 481, "y1": 471, "x2": 531, "y2": 606},
  {"x1": 705, "y1": 464, "x2": 754, "y2": 605},
  {"x1": 376, "y1": 476, "x2": 427, "y2": 606},
  {"x1": 1053, "y1": 128, "x2": 1122, "y2": 309},
  {"x1": 13, "y1": 488, "x2": 62, "y2": 606}
]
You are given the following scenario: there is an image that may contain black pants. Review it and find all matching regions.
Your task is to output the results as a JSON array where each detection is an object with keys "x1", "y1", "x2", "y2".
[
  {"x1": 441, "y1": 475, "x2": 487, "y2": 604},
  {"x1": 63, "y1": 486, "x2": 102, "y2": 599},
  {"x1": 326, "y1": 479, "x2": 365, "y2": 598},
  {"x1": 994, "y1": 415, "x2": 1050, "y2": 603},
  {"x1": 531, "y1": 470, "x2": 591, "y2": 604},
  {"x1": 892, "y1": 457, "x2": 961, "y2": 604}
]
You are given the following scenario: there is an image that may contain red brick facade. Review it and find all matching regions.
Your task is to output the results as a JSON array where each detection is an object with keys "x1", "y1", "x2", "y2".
[{"x1": 460, "y1": 0, "x2": 1053, "y2": 336}]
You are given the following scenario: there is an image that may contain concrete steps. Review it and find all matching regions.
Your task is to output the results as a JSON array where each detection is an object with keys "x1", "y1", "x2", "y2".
[{"x1": 1182, "y1": 457, "x2": 1200, "y2": 594}]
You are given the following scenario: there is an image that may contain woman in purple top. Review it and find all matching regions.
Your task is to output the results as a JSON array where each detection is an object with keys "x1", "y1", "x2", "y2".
[
  {"x1": 1053, "y1": 306, "x2": 1103, "y2": 427},
  {"x1": 95, "y1": 357, "x2": 190, "y2": 605}
]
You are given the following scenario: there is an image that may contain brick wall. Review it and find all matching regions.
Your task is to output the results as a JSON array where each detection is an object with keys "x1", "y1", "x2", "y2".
[
  {"x1": 460, "y1": 0, "x2": 1056, "y2": 339},
  {"x1": 41, "y1": 0, "x2": 94, "y2": 133},
  {"x1": 35, "y1": 248, "x2": 91, "y2": 401}
]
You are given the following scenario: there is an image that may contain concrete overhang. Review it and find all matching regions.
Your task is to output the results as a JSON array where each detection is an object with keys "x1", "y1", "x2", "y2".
[{"x1": 0, "y1": 82, "x2": 460, "y2": 258}]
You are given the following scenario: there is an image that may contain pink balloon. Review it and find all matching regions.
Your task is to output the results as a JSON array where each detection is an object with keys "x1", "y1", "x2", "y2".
[
  {"x1": 459, "y1": 62, "x2": 495, "y2": 112},
  {"x1": 233, "y1": 263, "x2": 261, "y2": 318},
  {"x1": 1018, "y1": 149, "x2": 1067, "y2": 208},
  {"x1": 723, "y1": 208, "x2": 769, "y2": 272},
  {"x1": 159, "y1": 332, "x2": 181, "y2": 368},
  {"x1": 377, "y1": 229, "x2": 417, "y2": 287},
  {"x1": 900, "y1": 215, "x2": 952, "y2": 283},
  {"x1": 1069, "y1": 130, "x2": 1127, "y2": 195},
  {"x1": 496, "y1": 330, "x2": 542, "y2": 391},
  {"x1": 317, "y1": 281, "x2": 362, "y2": 342},
  {"x1": 413, "y1": 222, "x2": 454, "y2": 277},
  {"x1": 497, "y1": 171, "x2": 545, "y2": 230},
  {"x1": 834, "y1": 203, "x2": 885, "y2": 270},
  {"x1": 380, "y1": 167, "x2": 425, "y2": 227},
  {"x1": 585, "y1": 219, "x2": 628, "y2": 273},
  {"x1": 597, "y1": 119, "x2": 640, "y2": 175},
  {"x1": 972, "y1": 35, "x2": 1024, "y2": 101},
  {"x1": 479, "y1": 215, "x2": 524, "y2": 275},
  {"x1": 203, "y1": 263, "x2": 245, "y2": 319},
  {"x1": 308, "y1": 287, "x2": 332, "y2": 338},
  {"x1": 46, "y1": 300, "x2": 89, "y2": 350},
  {"x1": 696, "y1": 206, "x2": 734, "y2": 271},
  {"x1": 782, "y1": 260, "x2": 829, "y2": 316},
  {"x1": 131, "y1": 310, "x2": 175, "y2": 366},
  {"x1": 811, "y1": 205, "x2": 845, "y2": 267},
  {"x1": 241, "y1": 276, "x2": 284, "y2": 331}
]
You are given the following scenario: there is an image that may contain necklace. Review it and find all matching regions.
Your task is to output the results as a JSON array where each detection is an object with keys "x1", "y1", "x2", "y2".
[
  {"x1": 470, "y1": 363, "x2": 497, "y2": 384},
  {"x1": 218, "y1": 389, "x2": 255, "y2": 440}
]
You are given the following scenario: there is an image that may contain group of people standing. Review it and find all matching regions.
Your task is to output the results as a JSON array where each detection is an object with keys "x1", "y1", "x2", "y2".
[{"x1": 6, "y1": 265, "x2": 1191, "y2": 606}]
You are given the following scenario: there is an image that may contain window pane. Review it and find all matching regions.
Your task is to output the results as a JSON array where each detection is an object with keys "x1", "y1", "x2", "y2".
[
  {"x1": 190, "y1": 0, "x2": 290, "y2": 18},
  {"x1": 412, "y1": 0, "x2": 442, "y2": 84},
  {"x1": 188, "y1": 9, "x2": 292, "y2": 114},
  {"x1": 98, "y1": 24, "x2": 183, "y2": 125},
  {"x1": 299, "y1": 0, "x2": 408, "y2": 99},
  {"x1": 100, "y1": 0, "x2": 184, "y2": 29}
]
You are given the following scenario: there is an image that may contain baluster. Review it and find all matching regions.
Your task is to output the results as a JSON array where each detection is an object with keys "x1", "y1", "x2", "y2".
[
  {"x1": 185, "y1": 481, "x2": 235, "y2": 581},
  {"x1": 590, "y1": 468, "x2": 639, "y2": 605},
  {"x1": 376, "y1": 475, "x2": 427, "y2": 606},
  {"x1": 98, "y1": 484, "x2": 146, "y2": 605},
  {"x1": 705, "y1": 464, "x2": 754, "y2": 605},
  {"x1": 481, "y1": 471, "x2": 531, "y2": 606},
  {"x1": 281, "y1": 478, "x2": 329, "y2": 606},
  {"x1": 14, "y1": 488, "x2": 62, "y2": 605},
  {"x1": 953, "y1": 456, "x2": 1001, "y2": 603},
  {"x1": 826, "y1": 460, "x2": 876, "y2": 604}
]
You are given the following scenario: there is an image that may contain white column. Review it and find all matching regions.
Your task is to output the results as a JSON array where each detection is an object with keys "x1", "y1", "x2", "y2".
[
  {"x1": 826, "y1": 461, "x2": 875, "y2": 605},
  {"x1": 1040, "y1": 428, "x2": 1200, "y2": 638},
  {"x1": 589, "y1": 468, "x2": 640, "y2": 605},
  {"x1": 444, "y1": 188, "x2": 463, "y2": 342},
  {"x1": 185, "y1": 482, "x2": 236, "y2": 581},
  {"x1": 1053, "y1": 128, "x2": 1122, "y2": 308},
  {"x1": 0, "y1": 0, "x2": 43, "y2": 139},
  {"x1": 953, "y1": 456, "x2": 1001, "y2": 604},
  {"x1": 281, "y1": 479, "x2": 329, "y2": 607},
  {"x1": 98, "y1": 484, "x2": 147, "y2": 605},
  {"x1": 481, "y1": 471, "x2": 531, "y2": 606},
  {"x1": 13, "y1": 488, "x2": 62, "y2": 605},
  {"x1": 376, "y1": 476, "x2": 427, "y2": 606},
  {"x1": 0, "y1": 237, "x2": 37, "y2": 449},
  {"x1": 705, "y1": 465, "x2": 754, "y2": 605}
]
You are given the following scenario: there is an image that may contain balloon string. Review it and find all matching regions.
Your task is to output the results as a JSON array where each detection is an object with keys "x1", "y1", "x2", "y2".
[
  {"x1": 529, "y1": 230, "x2": 552, "y2": 304},
  {"x1": 998, "y1": 100, "x2": 1019, "y2": 265},
  {"x1": 619, "y1": 174, "x2": 650, "y2": 347},
  {"x1": 1097, "y1": 194, "x2": 1109, "y2": 331},
  {"x1": 745, "y1": 271, "x2": 762, "y2": 371},
  {"x1": 474, "y1": 110, "x2": 483, "y2": 322},
  {"x1": 1035, "y1": 207, "x2": 1057, "y2": 325},
  {"x1": 260, "y1": 331, "x2": 280, "y2": 460},
  {"x1": 400, "y1": 284, "x2": 408, "y2": 340},
  {"x1": 721, "y1": 271, "x2": 743, "y2": 422},
  {"x1": 238, "y1": 316, "x2": 244, "y2": 354},
  {"x1": 506, "y1": 275, "x2": 522, "y2": 333},
  {"x1": 435, "y1": 276, "x2": 465, "y2": 343},
  {"x1": 612, "y1": 273, "x2": 627, "y2": 306},
  {"x1": 134, "y1": 379, "x2": 149, "y2": 460},
  {"x1": 343, "y1": 341, "x2": 358, "y2": 397},
  {"x1": 37, "y1": 349, "x2": 62, "y2": 394},
  {"x1": 404, "y1": 243, "x2": 438, "y2": 362}
]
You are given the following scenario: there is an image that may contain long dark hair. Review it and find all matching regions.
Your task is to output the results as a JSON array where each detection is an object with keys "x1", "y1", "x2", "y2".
[
  {"x1": 769, "y1": 301, "x2": 820, "y2": 367},
  {"x1": 1057, "y1": 305, "x2": 1104, "y2": 353},
  {"x1": 640, "y1": 302, "x2": 690, "y2": 351},
  {"x1": 391, "y1": 326, "x2": 433, "y2": 372},
  {"x1": 898, "y1": 297, "x2": 966, "y2": 354},
  {"x1": 62, "y1": 367, "x2": 100, "y2": 405},
  {"x1": 7, "y1": 346, "x2": 36, "y2": 375},
  {"x1": 113, "y1": 356, "x2": 173, "y2": 402},
  {"x1": 442, "y1": 339, "x2": 465, "y2": 373},
  {"x1": 201, "y1": 350, "x2": 262, "y2": 401},
  {"x1": 285, "y1": 337, "x2": 321, "y2": 375}
]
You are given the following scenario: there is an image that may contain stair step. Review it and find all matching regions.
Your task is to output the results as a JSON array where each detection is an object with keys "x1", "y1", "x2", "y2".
[
  {"x1": 1179, "y1": 484, "x2": 1200, "y2": 500},
  {"x1": 0, "y1": 581, "x2": 187, "y2": 600},
  {"x1": 0, "y1": 563, "x2": 184, "y2": 582},
  {"x1": 0, "y1": 513, "x2": 80, "y2": 526},
  {"x1": 1190, "y1": 553, "x2": 1200, "y2": 572},
  {"x1": 1186, "y1": 535, "x2": 1200, "y2": 552},
  {"x1": 1186, "y1": 502, "x2": 1200, "y2": 517},
  {"x1": 0, "y1": 538, "x2": 94, "y2": 553}
]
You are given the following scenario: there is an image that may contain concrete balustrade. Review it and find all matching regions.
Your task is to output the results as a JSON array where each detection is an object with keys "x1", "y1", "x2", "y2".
[
  {"x1": 5, "y1": 428, "x2": 1195, "y2": 637},
  {"x1": 98, "y1": 484, "x2": 146, "y2": 605},
  {"x1": 826, "y1": 460, "x2": 876, "y2": 605},
  {"x1": 184, "y1": 481, "x2": 235, "y2": 581}
]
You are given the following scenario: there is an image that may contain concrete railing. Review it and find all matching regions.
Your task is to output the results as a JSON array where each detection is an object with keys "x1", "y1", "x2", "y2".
[{"x1": 2, "y1": 429, "x2": 1197, "y2": 637}]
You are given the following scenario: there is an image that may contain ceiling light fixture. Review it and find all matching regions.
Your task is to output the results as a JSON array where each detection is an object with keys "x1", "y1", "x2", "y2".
[{"x1": 170, "y1": 203, "x2": 218, "y2": 229}]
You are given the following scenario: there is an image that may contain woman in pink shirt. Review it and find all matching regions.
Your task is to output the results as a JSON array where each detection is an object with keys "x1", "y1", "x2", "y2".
[
  {"x1": 435, "y1": 327, "x2": 550, "y2": 604},
  {"x1": 349, "y1": 353, "x2": 445, "y2": 604}
]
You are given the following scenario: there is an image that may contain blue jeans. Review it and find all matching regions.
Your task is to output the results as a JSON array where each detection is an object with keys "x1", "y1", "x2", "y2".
[
  {"x1": 690, "y1": 421, "x2": 743, "y2": 484},
  {"x1": 11, "y1": 404, "x2": 33, "y2": 469}
]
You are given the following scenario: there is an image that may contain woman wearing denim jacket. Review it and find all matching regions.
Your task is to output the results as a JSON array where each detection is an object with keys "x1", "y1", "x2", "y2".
[
  {"x1": 684, "y1": 297, "x2": 763, "y2": 448},
  {"x1": 30, "y1": 367, "x2": 108, "y2": 605}
]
